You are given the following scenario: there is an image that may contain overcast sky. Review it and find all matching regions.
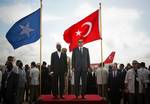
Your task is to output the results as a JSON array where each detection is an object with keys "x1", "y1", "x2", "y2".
[{"x1": 0, "y1": 0, "x2": 150, "y2": 66}]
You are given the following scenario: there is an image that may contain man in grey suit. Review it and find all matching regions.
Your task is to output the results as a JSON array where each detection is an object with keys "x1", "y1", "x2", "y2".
[{"x1": 72, "y1": 39, "x2": 90, "y2": 99}]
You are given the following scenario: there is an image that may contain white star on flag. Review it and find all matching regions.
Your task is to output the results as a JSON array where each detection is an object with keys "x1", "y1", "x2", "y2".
[
  {"x1": 19, "y1": 23, "x2": 34, "y2": 37},
  {"x1": 75, "y1": 30, "x2": 81, "y2": 36}
]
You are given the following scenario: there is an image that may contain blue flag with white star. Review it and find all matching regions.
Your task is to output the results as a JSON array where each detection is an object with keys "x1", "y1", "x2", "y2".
[{"x1": 6, "y1": 8, "x2": 40, "y2": 49}]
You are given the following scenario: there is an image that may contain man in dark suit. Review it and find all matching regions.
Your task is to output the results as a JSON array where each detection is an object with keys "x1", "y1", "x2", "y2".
[
  {"x1": 72, "y1": 39, "x2": 90, "y2": 99},
  {"x1": 51, "y1": 43, "x2": 67, "y2": 99},
  {"x1": 41, "y1": 61, "x2": 52, "y2": 94},
  {"x1": 1, "y1": 61, "x2": 19, "y2": 104},
  {"x1": 120, "y1": 64, "x2": 129, "y2": 104},
  {"x1": 107, "y1": 63, "x2": 123, "y2": 104},
  {"x1": 86, "y1": 68, "x2": 97, "y2": 94}
]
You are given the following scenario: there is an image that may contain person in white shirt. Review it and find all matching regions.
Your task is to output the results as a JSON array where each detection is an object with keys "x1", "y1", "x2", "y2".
[
  {"x1": 16, "y1": 61, "x2": 26, "y2": 104},
  {"x1": 139, "y1": 62, "x2": 150, "y2": 104},
  {"x1": 29, "y1": 62, "x2": 39, "y2": 104},
  {"x1": 95, "y1": 63, "x2": 108, "y2": 97},
  {"x1": 125, "y1": 60, "x2": 144, "y2": 104}
]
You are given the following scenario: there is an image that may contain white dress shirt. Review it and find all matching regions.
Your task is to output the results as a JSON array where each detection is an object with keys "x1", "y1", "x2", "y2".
[
  {"x1": 125, "y1": 68, "x2": 144, "y2": 93},
  {"x1": 139, "y1": 68, "x2": 150, "y2": 88},
  {"x1": 57, "y1": 51, "x2": 61, "y2": 58},
  {"x1": 30, "y1": 67, "x2": 39, "y2": 85},
  {"x1": 95, "y1": 67, "x2": 108, "y2": 85}
]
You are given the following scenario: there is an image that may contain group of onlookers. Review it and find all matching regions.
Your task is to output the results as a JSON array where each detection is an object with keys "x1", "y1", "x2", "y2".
[
  {"x1": 85, "y1": 61, "x2": 150, "y2": 104},
  {"x1": 0, "y1": 56, "x2": 40, "y2": 104},
  {"x1": 0, "y1": 55, "x2": 150, "y2": 104}
]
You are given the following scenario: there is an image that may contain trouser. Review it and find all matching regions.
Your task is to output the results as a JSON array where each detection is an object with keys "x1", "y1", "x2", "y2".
[
  {"x1": 52, "y1": 73, "x2": 65, "y2": 96},
  {"x1": 3, "y1": 93, "x2": 16, "y2": 104},
  {"x1": 24, "y1": 84, "x2": 29, "y2": 101},
  {"x1": 17, "y1": 87, "x2": 25, "y2": 104},
  {"x1": 128, "y1": 93, "x2": 143, "y2": 104},
  {"x1": 71, "y1": 85, "x2": 75, "y2": 94},
  {"x1": 97, "y1": 84, "x2": 107, "y2": 97},
  {"x1": 144, "y1": 83, "x2": 150, "y2": 104},
  {"x1": 74, "y1": 70, "x2": 87, "y2": 96},
  {"x1": 29, "y1": 85, "x2": 39, "y2": 104},
  {"x1": 110, "y1": 97, "x2": 121, "y2": 104},
  {"x1": 123, "y1": 92, "x2": 129, "y2": 104},
  {"x1": 68, "y1": 79, "x2": 71, "y2": 94},
  {"x1": 109, "y1": 90, "x2": 121, "y2": 104},
  {"x1": 64, "y1": 76, "x2": 68, "y2": 94}
]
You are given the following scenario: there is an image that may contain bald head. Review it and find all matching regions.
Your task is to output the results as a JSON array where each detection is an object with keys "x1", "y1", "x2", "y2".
[{"x1": 56, "y1": 43, "x2": 61, "y2": 52}]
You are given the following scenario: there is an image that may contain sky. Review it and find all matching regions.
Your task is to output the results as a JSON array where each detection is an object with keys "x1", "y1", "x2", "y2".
[{"x1": 0, "y1": 0, "x2": 150, "y2": 66}]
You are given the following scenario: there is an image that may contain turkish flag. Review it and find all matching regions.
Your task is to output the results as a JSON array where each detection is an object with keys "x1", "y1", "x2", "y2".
[
  {"x1": 104, "y1": 51, "x2": 115, "y2": 64},
  {"x1": 64, "y1": 9, "x2": 101, "y2": 51}
]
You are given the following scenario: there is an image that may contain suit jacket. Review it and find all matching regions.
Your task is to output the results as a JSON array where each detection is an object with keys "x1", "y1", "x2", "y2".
[
  {"x1": 72, "y1": 47, "x2": 90, "y2": 71},
  {"x1": 107, "y1": 70, "x2": 123, "y2": 95},
  {"x1": 87, "y1": 71, "x2": 97, "y2": 94},
  {"x1": 121, "y1": 69, "x2": 127, "y2": 89},
  {"x1": 1, "y1": 70, "x2": 19, "y2": 101},
  {"x1": 51, "y1": 51, "x2": 67, "y2": 74},
  {"x1": 87, "y1": 71, "x2": 97, "y2": 86}
]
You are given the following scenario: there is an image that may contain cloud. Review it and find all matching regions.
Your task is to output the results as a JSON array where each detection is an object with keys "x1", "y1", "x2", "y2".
[
  {"x1": 1, "y1": 1, "x2": 150, "y2": 66},
  {"x1": 0, "y1": 2, "x2": 65, "y2": 64},
  {"x1": 73, "y1": 3, "x2": 96, "y2": 17},
  {"x1": 102, "y1": 7, "x2": 150, "y2": 64},
  {"x1": 43, "y1": 14, "x2": 64, "y2": 22},
  {"x1": 0, "y1": 3, "x2": 36, "y2": 24},
  {"x1": 71, "y1": 5, "x2": 150, "y2": 65}
]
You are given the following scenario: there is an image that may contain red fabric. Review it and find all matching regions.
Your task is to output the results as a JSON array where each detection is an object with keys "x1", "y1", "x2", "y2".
[
  {"x1": 64, "y1": 10, "x2": 101, "y2": 51},
  {"x1": 37, "y1": 95, "x2": 106, "y2": 104},
  {"x1": 104, "y1": 51, "x2": 115, "y2": 64}
]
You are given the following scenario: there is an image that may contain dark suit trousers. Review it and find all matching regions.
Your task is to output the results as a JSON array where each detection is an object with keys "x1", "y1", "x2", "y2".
[
  {"x1": 74, "y1": 70, "x2": 87, "y2": 96},
  {"x1": 52, "y1": 73, "x2": 65, "y2": 96},
  {"x1": 109, "y1": 90, "x2": 121, "y2": 104},
  {"x1": 128, "y1": 93, "x2": 143, "y2": 104}
]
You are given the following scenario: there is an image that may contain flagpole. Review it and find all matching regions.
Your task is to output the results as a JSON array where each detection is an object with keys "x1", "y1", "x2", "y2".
[
  {"x1": 99, "y1": 2, "x2": 104, "y2": 97},
  {"x1": 40, "y1": 0, "x2": 43, "y2": 95}
]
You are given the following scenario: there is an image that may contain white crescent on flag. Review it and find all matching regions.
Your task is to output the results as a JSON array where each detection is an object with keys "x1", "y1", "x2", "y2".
[{"x1": 81, "y1": 22, "x2": 92, "y2": 38}]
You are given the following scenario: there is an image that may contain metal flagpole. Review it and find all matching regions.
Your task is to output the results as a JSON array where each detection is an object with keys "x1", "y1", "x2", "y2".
[
  {"x1": 99, "y1": 2, "x2": 104, "y2": 97},
  {"x1": 40, "y1": 0, "x2": 43, "y2": 95}
]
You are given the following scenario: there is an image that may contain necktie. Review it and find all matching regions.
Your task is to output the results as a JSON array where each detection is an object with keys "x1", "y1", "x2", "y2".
[
  {"x1": 79, "y1": 47, "x2": 83, "y2": 54},
  {"x1": 79, "y1": 48, "x2": 82, "y2": 55},
  {"x1": 135, "y1": 70, "x2": 139, "y2": 93}
]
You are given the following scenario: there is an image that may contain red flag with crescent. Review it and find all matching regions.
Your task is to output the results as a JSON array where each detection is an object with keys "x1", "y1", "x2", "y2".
[
  {"x1": 63, "y1": 9, "x2": 101, "y2": 51},
  {"x1": 104, "y1": 51, "x2": 116, "y2": 64}
]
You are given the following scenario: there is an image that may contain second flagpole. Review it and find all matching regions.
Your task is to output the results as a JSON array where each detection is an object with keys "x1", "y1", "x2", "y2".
[
  {"x1": 99, "y1": 2, "x2": 104, "y2": 97},
  {"x1": 40, "y1": 0, "x2": 43, "y2": 95}
]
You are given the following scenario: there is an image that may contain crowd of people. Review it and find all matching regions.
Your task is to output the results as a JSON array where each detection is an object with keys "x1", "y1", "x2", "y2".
[
  {"x1": 0, "y1": 56, "x2": 40, "y2": 104},
  {"x1": 0, "y1": 56, "x2": 150, "y2": 104},
  {"x1": 93, "y1": 61, "x2": 150, "y2": 104},
  {"x1": 0, "y1": 42, "x2": 150, "y2": 104}
]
